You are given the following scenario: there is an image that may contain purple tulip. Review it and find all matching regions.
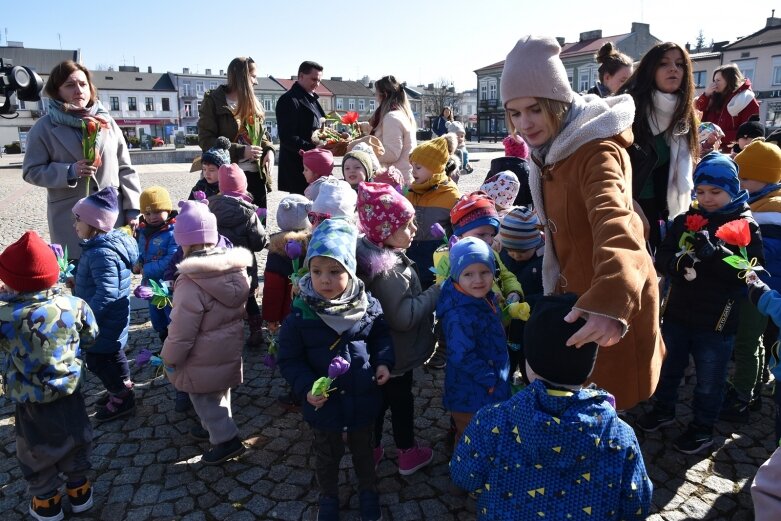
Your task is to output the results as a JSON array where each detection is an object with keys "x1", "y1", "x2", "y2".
[
  {"x1": 448, "y1": 234, "x2": 460, "y2": 249},
  {"x1": 256, "y1": 207, "x2": 267, "y2": 220},
  {"x1": 263, "y1": 353, "x2": 277, "y2": 370},
  {"x1": 49, "y1": 243, "x2": 64, "y2": 259},
  {"x1": 327, "y1": 356, "x2": 350, "y2": 379},
  {"x1": 135, "y1": 348, "x2": 153, "y2": 367},
  {"x1": 285, "y1": 239, "x2": 303, "y2": 260},
  {"x1": 134, "y1": 285, "x2": 154, "y2": 300},
  {"x1": 430, "y1": 223, "x2": 446, "y2": 240},
  {"x1": 192, "y1": 190, "x2": 207, "y2": 201}
]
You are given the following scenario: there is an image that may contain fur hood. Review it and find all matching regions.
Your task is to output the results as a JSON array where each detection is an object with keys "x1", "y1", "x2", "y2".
[
  {"x1": 356, "y1": 236, "x2": 400, "y2": 281},
  {"x1": 176, "y1": 247, "x2": 253, "y2": 309},
  {"x1": 177, "y1": 246, "x2": 253, "y2": 275},
  {"x1": 728, "y1": 79, "x2": 757, "y2": 117},
  {"x1": 268, "y1": 229, "x2": 311, "y2": 256}
]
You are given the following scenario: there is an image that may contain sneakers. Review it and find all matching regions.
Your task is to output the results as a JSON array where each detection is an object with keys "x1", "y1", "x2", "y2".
[
  {"x1": 95, "y1": 380, "x2": 133, "y2": 407},
  {"x1": 317, "y1": 495, "x2": 339, "y2": 521},
  {"x1": 673, "y1": 425, "x2": 714, "y2": 454},
  {"x1": 66, "y1": 479, "x2": 93, "y2": 513},
  {"x1": 94, "y1": 391, "x2": 135, "y2": 423},
  {"x1": 358, "y1": 489, "x2": 382, "y2": 521},
  {"x1": 719, "y1": 393, "x2": 751, "y2": 423},
  {"x1": 425, "y1": 351, "x2": 446, "y2": 370},
  {"x1": 174, "y1": 391, "x2": 192, "y2": 413},
  {"x1": 398, "y1": 443, "x2": 433, "y2": 476},
  {"x1": 190, "y1": 425, "x2": 210, "y2": 441},
  {"x1": 635, "y1": 407, "x2": 675, "y2": 432},
  {"x1": 29, "y1": 492, "x2": 63, "y2": 521},
  {"x1": 373, "y1": 446, "x2": 384, "y2": 470},
  {"x1": 201, "y1": 436, "x2": 245, "y2": 465}
]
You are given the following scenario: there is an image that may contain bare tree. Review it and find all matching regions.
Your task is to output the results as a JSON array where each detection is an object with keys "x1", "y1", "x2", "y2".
[{"x1": 422, "y1": 78, "x2": 462, "y2": 127}]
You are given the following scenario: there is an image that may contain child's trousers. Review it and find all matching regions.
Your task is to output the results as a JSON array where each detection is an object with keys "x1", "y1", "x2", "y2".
[
  {"x1": 189, "y1": 389, "x2": 239, "y2": 445},
  {"x1": 731, "y1": 298, "x2": 768, "y2": 401},
  {"x1": 312, "y1": 426, "x2": 376, "y2": 497},
  {"x1": 15, "y1": 392, "x2": 92, "y2": 496},
  {"x1": 148, "y1": 302, "x2": 171, "y2": 335},
  {"x1": 85, "y1": 350, "x2": 130, "y2": 394},
  {"x1": 373, "y1": 371, "x2": 414, "y2": 450}
]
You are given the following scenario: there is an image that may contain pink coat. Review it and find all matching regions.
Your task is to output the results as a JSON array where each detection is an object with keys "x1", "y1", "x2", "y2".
[{"x1": 161, "y1": 247, "x2": 252, "y2": 394}]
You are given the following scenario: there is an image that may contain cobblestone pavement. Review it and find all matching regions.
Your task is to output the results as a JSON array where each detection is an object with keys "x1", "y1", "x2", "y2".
[{"x1": 0, "y1": 149, "x2": 777, "y2": 520}]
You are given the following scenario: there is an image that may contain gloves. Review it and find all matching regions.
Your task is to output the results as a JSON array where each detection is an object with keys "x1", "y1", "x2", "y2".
[
  {"x1": 692, "y1": 231, "x2": 717, "y2": 260},
  {"x1": 747, "y1": 276, "x2": 770, "y2": 308}
]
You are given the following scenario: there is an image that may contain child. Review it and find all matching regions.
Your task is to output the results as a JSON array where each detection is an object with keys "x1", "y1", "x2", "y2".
[
  {"x1": 342, "y1": 149, "x2": 374, "y2": 189},
  {"x1": 447, "y1": 120, "x2": 472, "y2": 175},
  {"x1": 451, "y1": 293, "x2": 652, "y2": 519},
  {"x1": 189, "y1": 136, "x2": 230, "y2": 199},
  {"x1": 406, "y1": 136, "x2": 461, "y2": 290},
  {"x1": 734, "y1": 115, "x2": 764, "y2": 155},
  {"x1": 135, "y1": 186, "x2": 177, "y2": 345},
  {"x1": 436, "y1": 237, "x2": 511, "y2": 446},
  {"x1": 208, "y1": 163, "x2": 268, "y2": 346},
  {"x1": 480, "y1": 171, "x2": 521, "y2": 218},
  {"x1": 301, "y1": 148, "x2": 335, "y2": 201},
  {"x1": 277, "y1": 218, "x2": 394, "y2": 521},
  {"x1": 356, "y1": 182, "x2": 437, "y2": 475},
  {"x1": 0, "y1": 232, "x2": 99, "y2": 521},
  {"x1": 638, "y1": 152, "x2": 764, "y2": 454},
  {"x1": 484, "y1": 133, "x2": 532, "y2": 207},
  {"x1": 442, "y1": 132, "x2": 462, "y2": 183},
  {"x1": 373, "y1": 165, "x2": 405, "y2": 194},
  {"x1": 72, "y1": 186, "x2": 140, "y2": 423},
  {"x1": 310, "y1": 178, "x2": 358, "y2": 228},
  {"x1": 161, "y1": 200, "x2": 252, "y2": 465}
]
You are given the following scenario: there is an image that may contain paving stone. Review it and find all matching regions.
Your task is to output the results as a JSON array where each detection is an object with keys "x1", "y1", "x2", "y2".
[{"x1": 132, "y1": 483, "x2": 161, "y2": 506}]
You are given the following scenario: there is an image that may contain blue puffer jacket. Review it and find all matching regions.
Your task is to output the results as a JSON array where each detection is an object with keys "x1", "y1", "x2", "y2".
[
  {"x1": 277, "y1": 294, "x2": 395, "y2": 432},
  {"x1": 436, "y1": 279, "x2": 510, "y2": 413},
  {"x1": 136, "y1": 219, "x2": 177, "y2": 284},
  {"x1": 75, "y1": 229, "x2": 138, "y2": 354}
]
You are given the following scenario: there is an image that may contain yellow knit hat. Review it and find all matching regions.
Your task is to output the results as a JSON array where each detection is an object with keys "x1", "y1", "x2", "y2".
[
  {"x1": 139, "y1": 186, "x2": 173, "y2": 213},
  {"x1": 735, "y1": 140, "x2": 781, "y2": 184},
  {"x1": 410, "y1": 137, "x2": 450, "y2": 173}
]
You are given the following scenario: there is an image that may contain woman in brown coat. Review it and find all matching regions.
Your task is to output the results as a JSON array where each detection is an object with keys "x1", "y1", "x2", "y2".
[{"x1": 499, "y1": 36, "x2": 664, "y2": 410}]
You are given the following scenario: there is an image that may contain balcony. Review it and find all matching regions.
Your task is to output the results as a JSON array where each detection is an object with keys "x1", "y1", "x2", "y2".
[{"x1": 479, "y1": 99, "x2": 499, "y2": 109}]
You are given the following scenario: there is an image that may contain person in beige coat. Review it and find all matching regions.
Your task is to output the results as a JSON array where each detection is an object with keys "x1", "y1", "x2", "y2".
[
  {"x1": 499, "y1": 36, "x2": 664, "y2": 410},
  {"x1": 22, "y1": 60, "x2": 141, "y2": 259},
  {"x1": 369, "y1": 76, "x2": 417, "y2": 186}
]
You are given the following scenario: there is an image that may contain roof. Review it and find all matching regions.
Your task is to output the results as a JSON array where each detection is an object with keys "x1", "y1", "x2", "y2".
[
  {"x1": 91, "y1": 71, "x2": 177, "y2": 91},
  {"x1": 256, "y1": 77, "x2": 285, "y2": 92},
  {"x1": 319, "y1": 79, "x2": 374, "y2": 97},
  {"x1": 0, "y1": 46, "x2": 79, "y2": 74},
  {"x1": 560, "y1": 33, "x2": 630, "y2": 57},
  {"x1": 689, "y1": 51, "x2": 722, "y2": 61},
  {"x1": 474, "y1": 60, "x2": 505, "y2": 73},
  {"x1": 725, "y1": 22, "x2": 781, "y2": 50},
  {"x1": 272, "y1": 77, "x2": 332, "y2": 97}
]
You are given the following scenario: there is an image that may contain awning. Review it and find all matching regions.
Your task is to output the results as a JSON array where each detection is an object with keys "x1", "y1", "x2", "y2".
[{"x1": 115, "y1": 119, "x2": 169, "y2": 125}]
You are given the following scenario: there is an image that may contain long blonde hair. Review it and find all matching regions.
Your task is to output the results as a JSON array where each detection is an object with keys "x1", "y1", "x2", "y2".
[{"x1": 227, "y1": 57, "x2": 263, "y2": 126}]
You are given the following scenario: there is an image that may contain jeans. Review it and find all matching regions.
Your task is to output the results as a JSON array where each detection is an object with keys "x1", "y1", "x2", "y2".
[
  {"x1": 373, "y1": 371, "x2": 414, "y2": 450},
  {"x1": 85, "y1": 351, "x2": 130, "y2": 394},
  {"x1": 653, "y1": 319, "x2": 734, "y2": 428},
  {"x1": 148, "y1": 302, "x2": 171, "y2": 334},
  {"x1": 731, "y1": 298, "x2": 767, "y2": 400}
]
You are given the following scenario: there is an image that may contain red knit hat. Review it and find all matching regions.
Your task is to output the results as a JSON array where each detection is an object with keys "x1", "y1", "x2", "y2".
[
  {"x1": 218, "y1": 163, "x2": 248, "y2": 194},
  {"x1": 0, "y1": 231, "x2": 60, "y2": 292},
  {"x1": 503, "y1": 134, "x2": 529, "y2": 159},
  {"x1": 300, "y1": 148, "x2": 334, "y2": 179},
  {"x1": 357, "y1": 182, "x2": 415, "y2": 246},
  {"x1": 450, "y1": 191, "x2": 500, "y2": 236}
]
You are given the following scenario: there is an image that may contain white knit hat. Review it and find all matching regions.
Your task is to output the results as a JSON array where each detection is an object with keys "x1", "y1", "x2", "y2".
[
  {"x1": 500, "y1": 35, "x2": 575, "y2": 106},
  {"x1": 312, "y1": 178, "x2": 357, "y2": 219}
]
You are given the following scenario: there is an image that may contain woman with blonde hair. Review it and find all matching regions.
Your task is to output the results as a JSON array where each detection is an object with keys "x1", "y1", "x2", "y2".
[
  {"x1": 369, "y1": 75, "x2": 417, "y2": 184},
  {"x1": 198, "y1": 57, "x2": 275, "y2": 208}
]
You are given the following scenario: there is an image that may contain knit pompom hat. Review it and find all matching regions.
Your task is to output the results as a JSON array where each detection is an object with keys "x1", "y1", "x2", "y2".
[
  {"x1": 174, "y1": 200, "x2": 218, "y2": 246},
  {"x1": 276, "y1": 194, "x2": 312, "y2": 232},
  {"x1": 450, "y1": 191, "x2": 500, "y2": 236},
  {"x1": 312, "y1": 178, "x2": 357, "y2": 219},
  {"x1": 410, "y1": 137, "x2": 450, "y2": 173},
  {"x1": 140, "y1": 186, "x2": 173, "y2": 213},
  {"x1": 305, "y1": 217, "x2": 358, "y2": 274},
  {"x1": 503, "y1": 134, "x2": 530, "y2": 159},
  {"x1": 500, "y1": 206, "x2": 543, "y2": 251},
  {"x1": 342, "y1": 150, "x2": 375, "y2": 181},
  {"x1": 300, "y1": 148, "x2": 334, "y2": 179},
  {"x1": 0, "y1": 231, "x2": 60, "y2": 292},
  {"x1": 349, "y1": 142, "x2": 381, "y2": 172},
  {"x1": 735, "y1": 140, "x2": 781, "y2": 184},
  {"x1": 449, "y1": 236, "x2": 496, "y2": 282},
  {"x1": 357, "y1": 182, "x2": 415, "y2": 246},
  {"x1": 736, "y1": 115, "x2": 765, "y2": 141},
  {"x1": 218, "y1": 163, "x2": 248, "y2": 194},
  {"x1": 500, "y1": 35, "x2": 575, "y2": 106},
  {"x1": 693, "y1": 152, "x2": 741, "y2": 199},
  {"x1": 481, "y1": 172, "x2": 521, "y2": 209},
  {"x1": 202, "y1": 136, "x2": 231, "y2": 167},
  {"x1": 72, "y1": 186, "x2": 119, "y2": 232}
]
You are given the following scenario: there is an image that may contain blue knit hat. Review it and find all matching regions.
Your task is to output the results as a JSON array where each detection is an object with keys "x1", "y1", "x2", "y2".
[
  {"x1": 72, "y1": 186, "x2": 119, "y2": 232},
  {"x1": 202, "y1": 136, "x2": 231, "y2": 167},
  {"x1": 305, "y1": 218, "x2": 358, "y2": 274},
  {"x1": 693, "y1": 152, "x2": 741, "y2": 199},
  {"x1": 449, "y1": 236, "x2": 496, "y2": 282}
]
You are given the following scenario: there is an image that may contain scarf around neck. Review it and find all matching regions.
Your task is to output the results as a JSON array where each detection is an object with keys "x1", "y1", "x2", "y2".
[
  {"x1": 48, "y1": 98, "x2": 111, "y2": 162},
  {"x1": 409, "y1": 171, "x2": 448, "y2": 194},
  {"x1": 298, "y1": 273, "x2": 369, "y2": 334}
]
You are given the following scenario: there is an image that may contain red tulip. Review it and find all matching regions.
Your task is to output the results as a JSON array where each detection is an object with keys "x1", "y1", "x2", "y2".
[
  {"x1": 341, "y1": 111, "x2": 359, "y2": 125},
  {"x1": 715, "y1": 219, "x2": 751, "y2": 247},
  {"x1": 684, "y1": 214, "x2": 709, "y2": 232}
]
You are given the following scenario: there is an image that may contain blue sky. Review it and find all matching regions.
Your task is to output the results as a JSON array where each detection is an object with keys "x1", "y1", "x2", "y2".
[{"x1": 3, "y1": 0, "x2": 777, "y2": 91}]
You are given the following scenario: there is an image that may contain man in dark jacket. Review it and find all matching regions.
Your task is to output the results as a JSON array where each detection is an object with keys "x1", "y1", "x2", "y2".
[{"x1": 275, "y1": 61, "x2": 326, "y2": 195}]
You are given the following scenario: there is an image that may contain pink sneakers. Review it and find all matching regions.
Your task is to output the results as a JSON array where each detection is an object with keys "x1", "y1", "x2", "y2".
[{"x1": 398, "y1": 444, "x2": 433, "y2": 476}]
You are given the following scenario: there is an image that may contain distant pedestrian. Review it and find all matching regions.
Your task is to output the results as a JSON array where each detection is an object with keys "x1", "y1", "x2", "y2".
[
  {"x1": 432, "y1": 107, "x2": 453, "y2": 137},
  {"x1": 189, "y1": 136, "x2": 231, "y2": 200}
]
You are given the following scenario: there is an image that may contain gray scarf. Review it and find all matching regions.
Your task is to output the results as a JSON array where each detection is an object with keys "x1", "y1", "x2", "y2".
[{"x1": 298, "y1": 273, "x2": 369, "y2": 334}]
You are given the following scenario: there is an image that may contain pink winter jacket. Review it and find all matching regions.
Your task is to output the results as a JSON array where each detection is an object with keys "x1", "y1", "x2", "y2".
[
  {"x1": 752, "y1": 446, "x2": 781, "y2": 521},
  {"x1": 161, "y1": 247, "x2": 252, "y2": 394}
]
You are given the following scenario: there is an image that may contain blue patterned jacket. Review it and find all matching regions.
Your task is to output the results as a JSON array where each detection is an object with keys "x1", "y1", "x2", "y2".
[{"x1": 136, "y1": 219, "x2": 177, "y2": 284}]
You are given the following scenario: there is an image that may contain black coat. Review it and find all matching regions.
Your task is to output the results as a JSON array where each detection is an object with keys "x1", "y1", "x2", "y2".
[{"x1": 275, "y1": 82, "x2": 325, "y2": 194}]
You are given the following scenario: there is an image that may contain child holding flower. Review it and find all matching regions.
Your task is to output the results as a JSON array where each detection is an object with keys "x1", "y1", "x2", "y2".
[
  {"x1": 638, "y1": 152, "x2": 764, "y2": 454},
  {"x1": 277, "y1": 218, "x2": 394, "y2": 521}
]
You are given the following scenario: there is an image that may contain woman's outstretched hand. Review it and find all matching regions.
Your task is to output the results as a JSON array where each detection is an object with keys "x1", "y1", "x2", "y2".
[{"x1": 564, "y1": 309, "x2": 623, "y2": 348}]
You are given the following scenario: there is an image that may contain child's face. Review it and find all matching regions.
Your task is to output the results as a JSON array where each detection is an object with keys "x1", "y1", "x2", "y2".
[
  {"x1": 73, "y1": 216, "x2": 96, "y2": 240},
  {"x1": 737, "y1": 137, "x2": 751, "y2": 151},
  {"x1": 505, "y1": 247, "x2": 535, "y2": 262},
  {"x1": 457, "y1": 262, "x2": 494, "y2": 299},
  {"x1": 696, "y1": 184, "x2": 732, "y2": 213},
  {"x1": 383, "y1": 218, "x2": 417, "y2": 249},
  {"x1": 461, "y1": 225, "x2": 497, "y2": 246},
  {"x1": 144, "y1": 210, "x2": 169, "y2": 226},
  {"x1": 303, "y1": 165, "x2": 318, "y2": 184},
  {"x1": 343, "y1": 158, "x2": 367, "y2": 186},
  {"x1": 411, "y1": 162, "x2": 434, "y2": 184},
  {"x1": 456, "y1": 131, "x2": 465, "y2": 145},
  {"x1": 310, "y1": 256, "x2": 349, "y2": 300},
  {"x1": 202, "y1": 164, "x2": 220, "y2": 184},
  {"x1": 740, "y1": 178, "x2": 767, "y2": 194}
]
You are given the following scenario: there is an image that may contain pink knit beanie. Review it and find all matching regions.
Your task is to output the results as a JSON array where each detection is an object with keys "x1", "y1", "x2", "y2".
[
  {"x1": 357, "y1": 182, "x2": 415, "y2": 246},
  {"x1": 72, "y1": 186, "x2": 119, "y2": 232},
  {"x1": 218, "y1": 163, "x2": 248, "y2": 194},
  {"x1": 500, "y1": 36, "x2": 574, "y2": 106},
  {"x1": 174, "y1": 200, "x2": 218, "y2": 246},
  {"x1": 503, "y1": 134, "x2": 530, "y2": 159},
  {"x1": 300, "y1": 148, "x2": 334, "y2": 179}
]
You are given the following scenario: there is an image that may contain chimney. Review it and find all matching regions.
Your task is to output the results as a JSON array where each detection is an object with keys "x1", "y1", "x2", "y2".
[
  {"x1": 556, "y1": 37, "x2": 565, "y2": 46},
  {"x1": 685, "y1": 42, "x2": 691, "y2": 52},
  {"x1": 147, "y1": 66, "x2": 152, "y2": 73},
  {"x1": 7, "y1": 41, "x2": 23, "y2": 47},
  {"x1": 631, "y1": 22, "x2": 650, "y2": 35},
  {"x1": 767, "y1": 10, "x2": 781, "y2": 28},
  {"x1": 183, "y1": 67, "x2": 190, "y2": 74},
  {"x1": 219, "y1": 70, "x2": 224, "y2": 75},
  {"x1": 205, "y1": 69, "x2": 211, "y2": 75},
  {"x1": 579, "y1": 30, "x2": 602, "y2": 42},
  {"x1": 330, "y1": 76, "x2": 342, "y2": 81}
]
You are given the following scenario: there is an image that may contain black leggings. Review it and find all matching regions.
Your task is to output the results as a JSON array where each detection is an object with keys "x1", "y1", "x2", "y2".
[
  {"x1": 244, "y1": 169, "x2": 267, "y2": 209},
  {"x1": 373, "y1": 371, "x2": 415, "y2": 450},
  {"x1": 85, "y1": 351, "x2": 130, "y2": 394}
]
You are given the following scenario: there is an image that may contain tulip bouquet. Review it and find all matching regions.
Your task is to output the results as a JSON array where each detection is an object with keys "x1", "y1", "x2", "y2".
[
  {"x1": 310, "y1": 355, "x2": 350, "y2": 409},
  {"x1": 715, "y1": 218, "x2": 764, "y2": 279},
  {"x1": 49, "y1": 243, "x2": 75, "y2": 284},
  {"x1": 245, "y1": 114, "x2": 262, "y2": 146},
  {"x1": 134, "y1": 280, "x2": 172, "y2": 309},
  {"x1": 285, "y1": 239, "x2": 306, "y2": 286},
  {"x1": 675, "y1": 214, "x2": 709, "y2": 280},
  {"x1": 263, "y1": 334, "x2": 279, "y2": 370},
  {"x1": 81, "y1": 117, "x2": 107, "y2": 196}
]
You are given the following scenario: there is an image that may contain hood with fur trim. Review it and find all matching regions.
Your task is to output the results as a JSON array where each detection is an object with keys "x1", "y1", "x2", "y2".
[
  {"x1": 728, "y1": 79, "x2": 757, "y2": 117},
  {"x1": 176, "y1": 247, "x2": 253, "y2": 307},
  {"x1": 356, "y1": 236, "x2": 400, "y2": 281},
  {"x1": 268, "y1": 229, "x2": 312, "y2": 257}
]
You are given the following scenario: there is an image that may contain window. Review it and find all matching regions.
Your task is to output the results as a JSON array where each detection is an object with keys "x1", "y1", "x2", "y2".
[
  {"x1": 196, "y1": 81, "x2": 204, "y2": 95},
  {"x1": 110, "y1": 96, "x2": 120, "y2": 111},
  {"x1": 183, "y1": 103, "x2": 192, "y2": 117},
  {"x1": 766, "y1": 100, "x2": 781, "y2": 127},
  {"x1": 488, "y1": 82, "x2": 497, "y2": 100},
  {"x1": 369, "y1": 99, "x2": 375, "y2": 111},
  {"x1": 161, "y1": 98, "x2": 170, "y2": 111},
  {"x1": 336, "y1": 98, "x2": 344, "y2": 110},
  {"x1": 210, "y1": 82, "x2": 219, "y2": 90},
  {"x1": 566, "y1": 68, "x2": 574, "y2": 89},
  {"x1": 128, "y1": 97, "x2": 137, "y2": 111},
  {"x1": 264, "y1": 98, "x2": 273, "y2": 111},
  {"x1": 733, "y1": 59, "x2": 756, "y2": 83},
  {"x1": 358, "y1": 99, "x2": 365, "y2": 111},
  {"x1": 145, "y1": 97, "x2": 154, "y2": 111},
  {"x1": 772, "y1": 56, "x2": 781, "y2": 86},
  {"x1": 182, "y1": 82, "x2": 191, "y2": 96},
  {"x1": 348, "y1": 98, "x2": 355, "y2": 110},
  {"x1": 579, "y1": 66, "x2": 595, "y2": 93},
  {"x1": 479, "y1": 80, "x2": 488, "y2": 100},
  {"x1": 693, "y1": 71, "x2": 707, "y2": 88}
]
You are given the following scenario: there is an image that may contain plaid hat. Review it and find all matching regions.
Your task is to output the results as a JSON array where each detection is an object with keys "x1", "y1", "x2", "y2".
[
  {"x1": 174, "y1": 200, "x2": 218, "y2": 246},
  {"x1": 449, "y1": 236, "x2": 495, "y2": 282},
  {"x1": 357, "y1": 182, "x2": 415, "y2": 246},
  {"x1": 450, "y1": 191, "x2": 500, "y2": 236},
  {"x1": 140, "y1": 186, "x2": 173, "y2": 213},
  {"x1": 305, "y1": 218, "x2": 358, "y2": 274},
  {"x1": 202, "y1": 136, "x2": 231, "y2": 167},
  {"x1": 500, "y1": 36, "x2": 575, "y2": 106},
  {"x1": 736, "y1": 115, "x2": 764, "y2": 141},
  {"x1": 481, "y1": 172, "x2": 521, "y2": 209},
  {"x1": 300, "y1": 148, "x2": 334, "y2": 179},
  {"x1": 219, "y1": 163, "x2": 248, "y2": 194},
  {"x1": 276, "y1": 194, "x2": 312, "y2": 232},
  {"x1": 342, "y1": 150, "x2": 374, "y2": 182},
  {"x1": 693, "y1": 152, "x2": 741, "y2": 199},
  {"x1": 0, "y1": 231, "x2": 60, "y2": 292},
  {"x1": 410, "y1": 137, "x2": 450, "y2": 173},
  {"x1": 524, "y1": 293, "x2": 598, "y2": 386},
  {"x1": 72, "y1": 186, "x2": 119, "y2": 232},
  {"x1": 500, "y1": 206, "x2": 543, "y2": 251},
  {"x1": 503, "y1": 134, "x2": 529, "y2": 159},
  {"x1": 735, "y1": 139, "x2": 781, "y2": 184},
  {"x1": 312, "y1": 178, "x2": 357, "y2": 219}
]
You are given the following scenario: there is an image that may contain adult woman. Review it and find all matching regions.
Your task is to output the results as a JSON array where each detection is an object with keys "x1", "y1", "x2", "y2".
[
  {"x1": 622, "y1": 42, "x2": 699, "y2": 251},
  {"x1": 369, "y1": 75, "x2": 417, "y2": 184},
  {"x1": 696, "y1": 64, "x2": 759, "y2": 152},
  {"x1": 23, "y1": 60, "x2": 141, "y2": 259},
  {"x1": 432, "y1": 107, "x2": 452, "y2": 137},
  {"x1": 500, "y1": 36, "x2": 664, "y2": 410},
  {"x1": 587, "y1": 42, "x2": 633, "y2": 97},
  {"x1": 198, "y1": 57, "x2": 275, "y2": 208}
]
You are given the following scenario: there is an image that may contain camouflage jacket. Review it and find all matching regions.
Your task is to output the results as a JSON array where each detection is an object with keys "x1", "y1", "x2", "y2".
[{"x1": 0, "y1": 288, "x2": 98, "y2": 403}]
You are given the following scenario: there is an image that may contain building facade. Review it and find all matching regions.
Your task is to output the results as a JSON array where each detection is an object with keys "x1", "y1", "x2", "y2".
[
  {"x1": 173, "y1": 68, "x2": 226, "y2": 135},
  {"x1": 319, "y1": 78, "x2": 375, "y2": 118}
]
